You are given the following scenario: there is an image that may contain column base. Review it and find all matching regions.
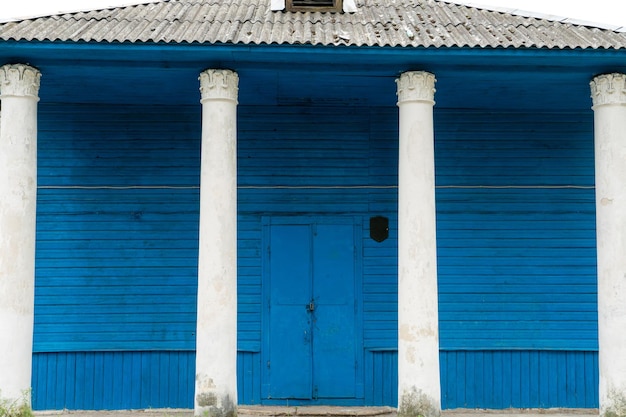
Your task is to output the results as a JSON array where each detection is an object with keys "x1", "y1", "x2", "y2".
[
  {"x1": 398, "y1": 387, "x2": 441, "y2": 417},
  {"x1": 195, "y1": 391, "x2": 236, "y2": 417},
  {"x1": 602, "y1": 390, "x2": 626, "y2": 417}
]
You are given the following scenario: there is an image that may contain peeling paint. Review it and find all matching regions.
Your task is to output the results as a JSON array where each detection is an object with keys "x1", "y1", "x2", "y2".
[
  {"x1": 399, "y1": 324, "x2": 417, "y2": 342},
  {"x1": 601, "y1": 197, "x2": 613, "y2": 206}
]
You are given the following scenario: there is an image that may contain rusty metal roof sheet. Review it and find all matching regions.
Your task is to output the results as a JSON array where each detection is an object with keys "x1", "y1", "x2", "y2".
[{"x1": 1, "y1": 0, "x2": 625, "y2": 49}]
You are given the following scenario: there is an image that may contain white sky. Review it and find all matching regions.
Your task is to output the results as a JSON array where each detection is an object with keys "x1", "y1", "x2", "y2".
[{"x1": 0, "y1": 0, "x2": 625, "y2": 29}]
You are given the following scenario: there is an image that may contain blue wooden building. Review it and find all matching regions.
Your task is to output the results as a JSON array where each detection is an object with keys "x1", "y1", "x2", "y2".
[{"x1": 1, "y1": 1, "x2": 626, "y2": 416}]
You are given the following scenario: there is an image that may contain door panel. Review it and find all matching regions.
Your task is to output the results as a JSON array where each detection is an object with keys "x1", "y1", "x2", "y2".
[
  {"x1": 313, "y1": 224, "x2": 356, "y2": 398},
  {"x1": 268, "y1": 224, "x2": 312, "y2": 399}
]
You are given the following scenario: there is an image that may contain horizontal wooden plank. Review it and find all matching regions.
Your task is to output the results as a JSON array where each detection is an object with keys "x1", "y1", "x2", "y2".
[
  {"x1": 439, "y1": 293, "x2": 596, "y2": 303},
  {"x1": 35, "y1": 312, "x2": 192, "y2": 324},
  {"x1": 34, "y1": 323, "x2": 196, "y2": 333},
  {"x1": 37, "y1": 285, "x2": 196, "y2": 296},
  {"x1": 35, "y1": 303, "x2": 196, "y2": 315},
  {"x1": 440, "y1": 283, "x2": 596, "y2": 293}
]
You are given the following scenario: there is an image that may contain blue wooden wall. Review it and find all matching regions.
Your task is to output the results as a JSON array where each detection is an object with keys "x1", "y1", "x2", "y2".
[
  {"x1": 33, "y1": 104, "x2": 597, "y2": 410},
  {"x1": 432, "y1": 110, "x2": 598, "y2": 409},
  {"x1": 33, "y1": 105, "x2": 200, "y2": 410}
]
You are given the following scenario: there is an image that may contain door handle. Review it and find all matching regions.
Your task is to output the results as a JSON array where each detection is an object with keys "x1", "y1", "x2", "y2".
[{"x1": 306, "y1": 300, "x2": 315, "y2": 312}]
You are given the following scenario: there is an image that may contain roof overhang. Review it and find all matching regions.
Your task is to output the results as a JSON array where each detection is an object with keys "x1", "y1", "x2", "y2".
[{"x1": 1, "y1": 40, "x2": 625, "y2": 110}]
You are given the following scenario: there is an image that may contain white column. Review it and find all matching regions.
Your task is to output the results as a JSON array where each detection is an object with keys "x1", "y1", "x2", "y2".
[
  {"x1": 396, "y1": 71, "x2": 440, "y2": 417},
  {"x1": 0, "y1": 63, "x2": 41, "y2": 404},
  {"x1": 590, "y1": 73, "x2": 626, "y2": 417},
  {"x1": 195, "y1": 69, "x2": 238, "y2": 417}
]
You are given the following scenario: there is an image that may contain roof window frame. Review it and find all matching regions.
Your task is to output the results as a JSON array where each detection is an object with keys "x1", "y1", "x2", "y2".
[{"x1": 285, "y1": 0, "x2": 343, "y2": 12}]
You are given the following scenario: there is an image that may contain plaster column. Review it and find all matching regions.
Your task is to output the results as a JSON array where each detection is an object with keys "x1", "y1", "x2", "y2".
[
  {"x1": 396, "y1": 71, "x2": 440, "y2": 417},
  {"x1": 195, "y1": 69, "x2": 238, "y2": 417},
  {"x1": 0, "y1": 63, "x2": 41, "y2": 404},
  {"x1": 590, "y1": 73, "x2": 626, "y2": 417}
]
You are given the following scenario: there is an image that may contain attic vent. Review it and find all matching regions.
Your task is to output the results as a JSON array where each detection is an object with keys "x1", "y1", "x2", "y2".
[{"x1": 286, "y1": 0, "x2": 343, "y2": 12}]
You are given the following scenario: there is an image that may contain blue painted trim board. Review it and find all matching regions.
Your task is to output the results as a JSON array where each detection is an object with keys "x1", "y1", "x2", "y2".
[
  {"x1": 32, "y1": 350, "x2": 598, "y2": 410},
  {"x1": 4, "y1": 39, "x2": 626, "y2": 64},
  {"x1": 440, "y1": 350, "x2": 599, "y2": 409}
]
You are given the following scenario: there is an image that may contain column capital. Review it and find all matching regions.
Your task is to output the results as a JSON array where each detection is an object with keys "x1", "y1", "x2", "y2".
[
  {"x1": 396, "y1": 71, "x2": 436, "y2": 105},
  {"x1": 0, "y1": 64, "x2": 41, "y2": 99},
  {"x1": 199, "y1": 69, "x2": 239, "y2": 103},
  {"x1": 590, "y1": 73, "x2": 626, "y2": 108}
]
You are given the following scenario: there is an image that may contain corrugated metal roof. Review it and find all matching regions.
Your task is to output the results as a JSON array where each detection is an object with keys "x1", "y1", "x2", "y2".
[{"x1": 1, "y1": 0, "x2": 625, "y2": 49}]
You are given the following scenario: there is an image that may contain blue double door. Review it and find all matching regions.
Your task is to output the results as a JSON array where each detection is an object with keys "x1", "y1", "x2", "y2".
[{"x1": 263, "y1": 217, "x2": 362, "y2": 403}]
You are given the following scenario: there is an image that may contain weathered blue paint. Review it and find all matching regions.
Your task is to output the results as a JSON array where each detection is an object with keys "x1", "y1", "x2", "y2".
[{"x1": 32, "y1": 97, "x2": 598, "y2": 409}]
